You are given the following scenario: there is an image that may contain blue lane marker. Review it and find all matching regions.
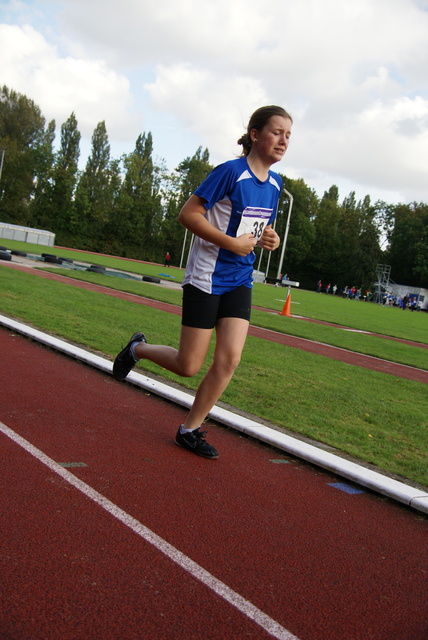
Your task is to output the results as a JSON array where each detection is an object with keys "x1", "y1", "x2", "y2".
[
  {"x1": 328, "y1": 482, "x2": 365, "y2": 495},
  {"x1": 270, "y1": 459, "x2": 291, "y2": 464}
]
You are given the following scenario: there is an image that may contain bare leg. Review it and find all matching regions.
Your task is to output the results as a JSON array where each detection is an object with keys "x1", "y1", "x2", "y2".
[
  {"x1": 134, "y1": 325, "x2": 213, "y2": 377},
  {"x1": 183, "y1": 317, "x2": 249, "y2": 430},
  {"x1": 133, "y1": 317, "x2": 249, "y2": 431}
]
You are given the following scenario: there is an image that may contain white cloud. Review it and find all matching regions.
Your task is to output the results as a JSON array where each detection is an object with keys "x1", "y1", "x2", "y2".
[
  {"x1": 0, "y1": 23, "x2": 140, "y2": 142},
  {"x1": 1, "y1": 0, "x2": 428, "y2": 203},
  {"x1": 144, "y1": 64, "x2": 268, "y2": 162}
]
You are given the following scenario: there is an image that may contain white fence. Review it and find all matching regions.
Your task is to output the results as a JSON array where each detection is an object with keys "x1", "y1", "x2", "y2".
[{"x1": 0, "y1": 222, "x2": 55, "y2": 247}]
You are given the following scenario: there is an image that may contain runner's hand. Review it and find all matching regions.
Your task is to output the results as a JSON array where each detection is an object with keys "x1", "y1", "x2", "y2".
[
  {"x1": 257, "y1": 225, "x2": 280, "y2": 251},
  {"x1": 232, "y1": 233, "x2": 258, "y2": 256}
]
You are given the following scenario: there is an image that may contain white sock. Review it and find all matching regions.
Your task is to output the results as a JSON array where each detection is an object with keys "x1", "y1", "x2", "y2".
[
  {"x1": 180, "y1": 425, "x2": 197, "y2": 434},
  {"x1": 130, "y1": 341, "x2": 141, "y2": 361}
]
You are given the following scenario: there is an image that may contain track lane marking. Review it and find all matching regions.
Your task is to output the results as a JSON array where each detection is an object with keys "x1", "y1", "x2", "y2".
[{"x1": 1, "y1": 421, "x2": 300, "y2": 640}]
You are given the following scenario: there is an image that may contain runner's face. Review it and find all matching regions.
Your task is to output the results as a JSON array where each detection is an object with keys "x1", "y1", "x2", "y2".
[{"x1": 251, "y1": 115, "x2": 292, "y2": 165}]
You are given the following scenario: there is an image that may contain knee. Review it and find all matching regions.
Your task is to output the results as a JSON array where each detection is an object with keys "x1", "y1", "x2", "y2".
[
  {"x1": 229, "y1": 354, "x2": 242, "y2": 373},
  {"x1": 177, "y1": 361, "x2": 203, "y2": 378},
  {"x1": 215, "y1": 353, "x2": 242, "y2": 378}
]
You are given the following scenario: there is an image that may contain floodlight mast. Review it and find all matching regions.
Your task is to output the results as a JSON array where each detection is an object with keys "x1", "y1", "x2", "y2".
[
  {"x1": 276, "y1": 188, "x2": 294, "y2": 281},
  {"x1": 179, "y1": 229, "x2": 195, "y2": 269},
  {"x1": 0, "y1": 149, "x2": 5, "y2": 183},
  {"x1": 179, "y1": 229, "x2": 188, "y2": 269},
  {"x1": 257, "y1": 213, "x2": 278, "y2": 275}
]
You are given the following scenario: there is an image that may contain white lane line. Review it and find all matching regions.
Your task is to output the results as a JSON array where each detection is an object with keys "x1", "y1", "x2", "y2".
[{"x1": 0, "y1": 421, "x2": 300, "y2": 640}]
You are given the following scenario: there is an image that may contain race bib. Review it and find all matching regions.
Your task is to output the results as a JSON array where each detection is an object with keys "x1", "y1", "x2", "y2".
[{"x1": 236, "y1": 207, "x2": 272, "y2": 241}]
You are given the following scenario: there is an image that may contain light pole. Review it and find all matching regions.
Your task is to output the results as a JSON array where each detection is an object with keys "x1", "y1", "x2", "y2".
[
  {"x1": 179, "y1": 228, "x2": 188, "y2": 269},
  {"x1": 276, "y1": 187, "x2": 294, "y2": 280},
  {"x1": 179, "y1": 229, "x2": 195, "y2": 269},
  {"x1": 256, "y1": 215, "x2": 279, "y2": 278},
  {"x1": 0, "y1": 148, "x2": 5, "y2": 184}
]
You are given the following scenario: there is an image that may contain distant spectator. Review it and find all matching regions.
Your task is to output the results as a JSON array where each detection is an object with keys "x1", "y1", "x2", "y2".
[
  {"x1": 317, "y1": 279, "x2": 322, "y2": 293},
  {"x1": 164, "y1": 251, "x2": 171, "y2": 267},
  {"x1": 281, "y1": 273, "x2": 289, "y2": 287}
]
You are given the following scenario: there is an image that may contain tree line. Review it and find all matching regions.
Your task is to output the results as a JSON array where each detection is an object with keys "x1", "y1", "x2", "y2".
[{"x1": 1, "y1": 85, "x2": 427, "y2": 292}]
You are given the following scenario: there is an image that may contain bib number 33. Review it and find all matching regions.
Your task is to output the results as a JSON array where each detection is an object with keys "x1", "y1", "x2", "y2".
[{"x1": 236, "y1": 207, "x2": 273, "y2": 241}]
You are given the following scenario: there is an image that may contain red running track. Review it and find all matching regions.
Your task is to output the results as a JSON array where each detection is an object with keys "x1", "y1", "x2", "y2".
[{"x1": 1, "y1": 327, "x2": 427, "y2": 640}]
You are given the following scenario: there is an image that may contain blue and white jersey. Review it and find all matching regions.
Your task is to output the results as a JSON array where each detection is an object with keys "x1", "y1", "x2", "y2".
[{"x1": 182, "y1": 156, "x2": 282, "y2": 294}]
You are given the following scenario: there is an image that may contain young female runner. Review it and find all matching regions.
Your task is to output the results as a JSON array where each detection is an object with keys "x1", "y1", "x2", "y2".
[{"x1": 113, "y1": 105, "x2": 292, "y2": 458}]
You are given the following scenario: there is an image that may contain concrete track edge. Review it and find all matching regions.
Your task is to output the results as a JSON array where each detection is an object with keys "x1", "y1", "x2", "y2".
[{"x1": 2, "y1": 313, "x2": 427, "y2": 516}]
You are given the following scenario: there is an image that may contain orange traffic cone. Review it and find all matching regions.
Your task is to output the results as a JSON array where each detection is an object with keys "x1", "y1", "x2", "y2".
[{"x1": 279, "y1": 293, "x2": 292, "y2": 317}]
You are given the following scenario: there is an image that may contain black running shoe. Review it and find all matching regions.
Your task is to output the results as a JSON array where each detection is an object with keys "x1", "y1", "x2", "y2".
[
  {"x1": 175, "y1": 427, "x2": 219, "y2": 459},
  {"x1": 113, "y1": 332, "x2": 146, "y2": 381}
]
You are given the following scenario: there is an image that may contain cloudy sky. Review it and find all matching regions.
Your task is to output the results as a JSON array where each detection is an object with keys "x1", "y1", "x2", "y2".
[{"x1": 1, "y1": 0, "x2": 427, "y2": 205}]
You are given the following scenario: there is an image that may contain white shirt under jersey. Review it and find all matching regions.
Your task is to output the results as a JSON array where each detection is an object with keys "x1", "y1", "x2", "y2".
[{"x1": 182, "y1": 156, "x2": 282, "y2": 295}]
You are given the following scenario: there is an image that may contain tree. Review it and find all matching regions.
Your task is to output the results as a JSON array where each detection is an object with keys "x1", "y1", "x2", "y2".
[
  {"x1": 0, "y1": 85, "x2": 51, "y2": 224},
  {"x1": 175, "y1": 146, "x2": 211, "y2": 205},
  {"x1": 158, "y1": 170, "x2": 185, "y2": 266},
  {"x1": 109, "y1": 131, "x2": 164, "y2": 259},
  {"x1": 74, "y1": 121, "x2": 113, "y2": 248},
  {"x1": 336, "y1": 193, "x2": 381, "y2": 290},
  {"x1": 273, "y1": 176, "x2": 317, "y2": 282},
  {"x1": 160, "y1": 147, "x2": 212, "y2": 266},
  {"x1": 30, "y1": 118, "x2": 56, "y2": 229},
  {"x1": 1, "y1": 85, "x2": 425, "y2": 281},
  {"x1": 306, "y1": 186, "x2": 342, "y2": 288},
  {"x1": 384, "y1": 202, "x2": 428, "y2": 286},
  {"x1": 47, "y1": 112, "x2": 81, "y2": 244}
]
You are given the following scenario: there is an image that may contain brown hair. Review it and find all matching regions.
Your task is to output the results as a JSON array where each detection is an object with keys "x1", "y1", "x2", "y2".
[{"x1": 237, "y1": 105, "x2": 293, "y2": 156}]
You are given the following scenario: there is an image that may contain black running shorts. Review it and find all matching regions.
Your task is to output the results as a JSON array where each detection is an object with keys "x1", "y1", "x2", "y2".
[{"x1": 182, "y1": 284, "x2": 252, "y2": 329}]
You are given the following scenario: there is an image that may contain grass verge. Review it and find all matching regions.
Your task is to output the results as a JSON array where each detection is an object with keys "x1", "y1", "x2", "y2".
[
  {"x1": 33, "y1": 266, "x2": 428, "y2": 370},
  {"x1": 1, "y1": 264, "x2": 427, "y2": 488}
]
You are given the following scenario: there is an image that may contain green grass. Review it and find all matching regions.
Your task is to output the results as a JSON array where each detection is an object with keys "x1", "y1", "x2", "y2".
[
  {"x1": 33, "y1": 267, "x2": 428, "y2": 370},
  {"x1": 1, "y1": 238, "x2": 185, "y2": 281},
  {"x1": 5, "y1": 238, "x2": 428, "y2": 342},
  {"x1": 1, "y1": 261, "x2": 427, "y2": 488},
  {"x1": 252, "y1": 284, "x2": 428, "y2": 344},
  {"x1": 250, "y1": 309, "x2": 428, "y2": 370}
]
